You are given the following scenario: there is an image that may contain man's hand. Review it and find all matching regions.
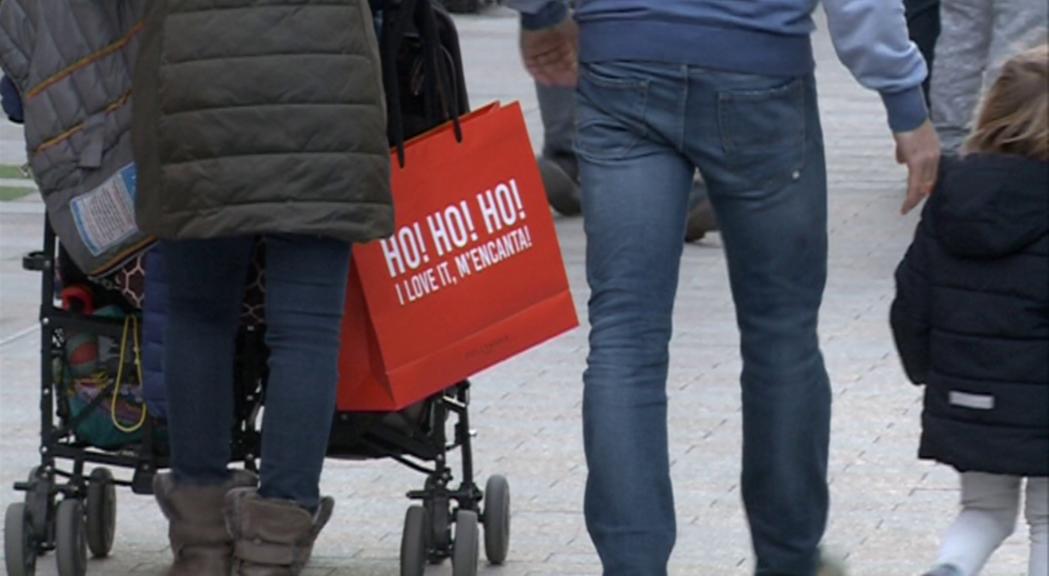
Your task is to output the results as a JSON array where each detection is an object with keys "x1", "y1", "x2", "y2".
[
  {"x1": 893, "y1": 120, "x2": 941, "y2": 215},
  {"x1": 520, "y1": 19, "x2": 579, "y2": 88}
]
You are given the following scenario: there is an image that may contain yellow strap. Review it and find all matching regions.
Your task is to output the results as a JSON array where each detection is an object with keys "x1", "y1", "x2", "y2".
[{"x1": 110, "y1": 315, "x2": 148, "y2": 433}]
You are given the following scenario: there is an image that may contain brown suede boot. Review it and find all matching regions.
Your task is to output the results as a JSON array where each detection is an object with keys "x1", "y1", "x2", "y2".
[
  {"x1": 224, "y1": 488, "x2": 334, "y2": 576},
  {"x1": 153, "y1": 471, "x2": 259, "y2": 576}
]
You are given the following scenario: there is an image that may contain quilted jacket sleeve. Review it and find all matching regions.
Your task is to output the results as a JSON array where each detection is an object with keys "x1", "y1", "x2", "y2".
[{"x1": 0, "y1": 0, "x2": 32, "y2": 87}]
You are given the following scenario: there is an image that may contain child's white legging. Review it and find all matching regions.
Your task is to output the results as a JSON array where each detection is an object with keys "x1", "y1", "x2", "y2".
[{"x1": 936, "y1": 472, "x2": 1048, "y2": 576}]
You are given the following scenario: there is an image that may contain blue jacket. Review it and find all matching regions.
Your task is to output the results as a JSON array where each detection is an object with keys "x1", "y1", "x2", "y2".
[
  {"x1": 1, "y1": 74, "x2": 22, "y2": 123},
  {"x1": 508, "y1": 0, "x2": 928, "y2": 133},
  {"x1": 142, "y1": 247, "x2": 168, "y2": 419}
]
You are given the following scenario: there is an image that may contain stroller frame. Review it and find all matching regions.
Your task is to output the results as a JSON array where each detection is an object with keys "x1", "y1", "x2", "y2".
[
  {"x1": 4, "y1": 222, "x2": 510, "y2": 576},
  {"x1": 328, "y1": 376, "x2": 512, "y2": 571}
]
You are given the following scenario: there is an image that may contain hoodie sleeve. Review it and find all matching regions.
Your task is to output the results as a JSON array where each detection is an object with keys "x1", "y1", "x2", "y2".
[
  {"x1": 504, "y1": 0, "x2": 569, "y2": 30},
  {"x1": 890, "y1": 207, "x2": 935, "y2": 385},
  {"x1": 822, "y1": 0, "x2": 929, "y2": 133}
]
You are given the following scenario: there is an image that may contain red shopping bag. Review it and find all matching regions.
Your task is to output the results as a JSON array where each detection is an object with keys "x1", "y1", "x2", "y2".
[{"x1": 337, "y1": 102, "x2": 578, "y2": 412}]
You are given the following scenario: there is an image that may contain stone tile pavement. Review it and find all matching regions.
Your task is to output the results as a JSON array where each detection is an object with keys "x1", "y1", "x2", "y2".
[{"x1": 0, "y1": 6, "x2": 1032, "y2": 576}]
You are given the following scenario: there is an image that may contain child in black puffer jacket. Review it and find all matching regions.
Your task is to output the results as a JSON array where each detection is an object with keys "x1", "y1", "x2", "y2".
[{"x1": 891, "y1": 45, "x2": 1048, "y2": 576}]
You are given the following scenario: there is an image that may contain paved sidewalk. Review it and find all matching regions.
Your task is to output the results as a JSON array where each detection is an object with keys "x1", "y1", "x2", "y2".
[{"x1": 0, "y1": 7, "x2": 1031, "y2": 576}]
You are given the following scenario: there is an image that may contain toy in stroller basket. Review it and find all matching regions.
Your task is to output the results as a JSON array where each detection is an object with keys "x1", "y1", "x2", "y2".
[{"x1": 4, "y1": 3, "x2": 515, "y2": 576}]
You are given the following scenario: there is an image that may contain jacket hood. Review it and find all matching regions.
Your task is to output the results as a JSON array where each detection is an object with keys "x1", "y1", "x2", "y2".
[{"x1": 932, "y1": 154, "x2": 1049, "y2": 257}]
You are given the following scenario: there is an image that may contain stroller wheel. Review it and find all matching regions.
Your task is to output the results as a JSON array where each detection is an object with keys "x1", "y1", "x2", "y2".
[
  {"x1": 400, "y1": 505, "x2": 428, "y2": 576},
  {"x1": 452, "y1": 510, "x2": 479, "y2": 576},
  {"x1": 426, "y1": 496, "x2": 451, "y2": 555},
  {"x1": 86, "y1": 468, "x2": 116, "y2": 558},
  {"x1": 5, "y1": 502, "x2": 37, "y2": 576},
  {"x1": 24, "y1": 467, "x2": 52, "y2": 542},
  {"x1": 482, "y1": 475, "x2": 510, "y2": 565},
  {"x1": 54, "y1": 499, "x2": 86, "y2": 576}
]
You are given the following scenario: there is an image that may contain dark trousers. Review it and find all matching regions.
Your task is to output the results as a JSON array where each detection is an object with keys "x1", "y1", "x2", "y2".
[
  {"x1": 905, "y1": 0, "x2": 941, "y2": 100},
  {"x1": 163, "y1": 235, "x2": 351, "y2": 510}
]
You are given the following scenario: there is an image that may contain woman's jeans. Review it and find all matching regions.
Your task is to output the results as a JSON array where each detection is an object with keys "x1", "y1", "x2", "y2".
[
  {"x1": 162, "y1": 235, "x2": 351, "y2": 511},
  {"x1": 576, "y1": 62, "x2": 831, "y2": 576}
]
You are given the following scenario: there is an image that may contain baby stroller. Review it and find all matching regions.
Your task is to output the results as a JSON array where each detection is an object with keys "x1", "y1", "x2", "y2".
[{"x1": 4, "y1": 2, "x2": 511, "y2": 576}]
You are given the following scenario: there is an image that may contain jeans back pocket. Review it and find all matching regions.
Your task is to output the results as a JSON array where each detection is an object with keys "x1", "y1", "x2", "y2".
[
  {"x1": 575, "y1": 62, "x2": 649, "y2": 163},
  {"x1": 717, "y1": 77, "x2": 807, "y2": 191}
]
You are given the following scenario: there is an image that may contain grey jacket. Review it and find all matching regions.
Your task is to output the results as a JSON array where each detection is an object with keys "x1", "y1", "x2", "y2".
[
  {"x1": 0, "y1": 0, "x2": 153, "y2": 276},
  {"x1": 133, "y1": 0, "x2": 393, "y2": 243}
]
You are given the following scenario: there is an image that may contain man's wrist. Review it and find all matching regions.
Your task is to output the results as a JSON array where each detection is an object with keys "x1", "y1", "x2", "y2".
[
  {"x1": 882, "y1": 86, "x2": 929, "y2": 133},
  {"x1": 520, "y1": 1, "x2": 568, "y2": 31}
]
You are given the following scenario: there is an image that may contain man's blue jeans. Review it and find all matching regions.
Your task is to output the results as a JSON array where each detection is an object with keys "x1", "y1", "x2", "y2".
[
  {"x1": 576, "y1": 62, "x2": 831, "y2": 576},
  {"x1": 162, "y1": 235, "x2": 351, "y2": 511}
]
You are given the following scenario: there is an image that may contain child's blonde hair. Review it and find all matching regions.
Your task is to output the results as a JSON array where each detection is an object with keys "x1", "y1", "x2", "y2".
[{"x1": 965, "y1": 44, "x2": 1049, "y2": 162}]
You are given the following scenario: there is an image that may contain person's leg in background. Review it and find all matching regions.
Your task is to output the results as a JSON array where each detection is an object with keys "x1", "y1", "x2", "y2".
[
  {"x1": 576, "y1": 61, "x2": 695, "y2": 575},
  {"x1": 223, "y1": 234, "x2": 352, "y2": 576},
  {"x1": 986, "y1": 0, "x2": 1049, "y2": 87},
  {"x1": 536, "y1": 68, "x2": 718, "y2": 240},
  {"x1": 904, "y1": 0, "x2": 941, "y2": 100},
  {"x1": 927, "y1": 472, "x2": 1021, "y2": 576},
  {"x1": 686, "y1": 70, "x2": 831, "y2": 575},
  {"x1": 683, "y1": 176, "x2": 717, "y2": 243},
  {"x1": 533, "y1": 0, "x2": 582, "y2": 216},
  {"x1": 1025, "y1": 477, "x2": 1048, "y2": 576},
  {"x1": 537, "y1": 82, "x2": 578, "y2": 170},
  {"x1": 930, "y1": 0, "x2": 992, "y2": 154},
  {"x1": 155, "y1": 237, "x2": 258, "y2": 576},
  {"x1": 536, "y1": 81, "x2": 583, "y2": 216}
]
